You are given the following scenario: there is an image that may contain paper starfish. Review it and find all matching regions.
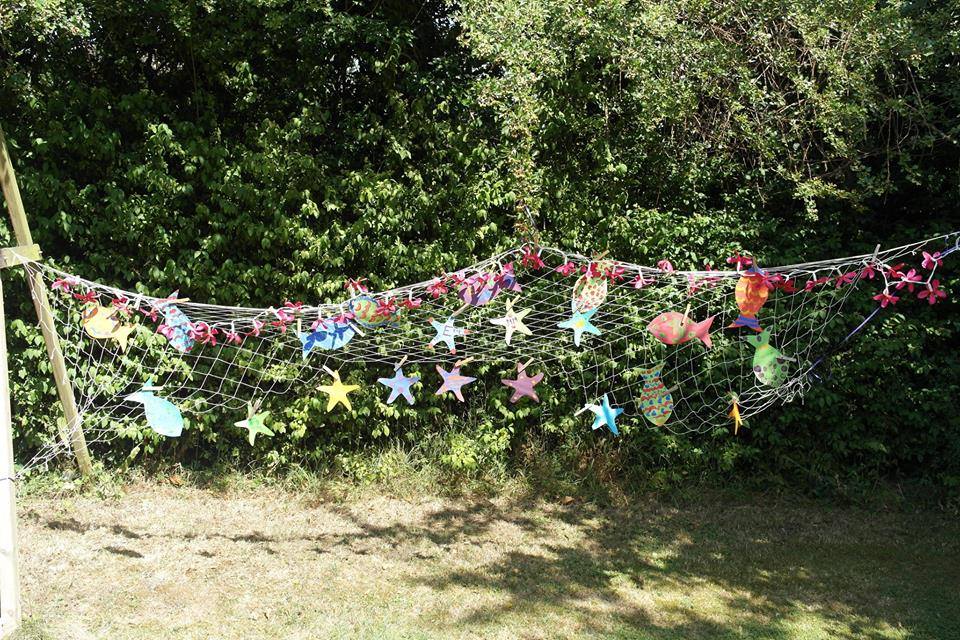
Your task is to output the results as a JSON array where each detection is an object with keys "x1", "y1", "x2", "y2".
[
  {"x1": 501, "y1": 362, "x2": 544, "y2": 403},
  {"x1": 434, "y1": 365, "x2": 476, "y2": 402},
  {"x1": 584, "y1": 394, "x2": 623, "y2": 436},
  {"x1": 377, "y1": 367, "x2": 420, "y2": 405},
  {"x1": 317, "y1": 370, "x2": 360, "y2": 412},
  {"x1": 234, "y1": 408, "x2": 273, "y2": 445},
  {"x1": 728, "y1": 395, "x2": 743, "y2": 435},
  {"x1": 557, "y1": 308, "x2": 602, "y2": 346},
  {"x1": 428, "y1": 316, "x2": 471, "y2": 354},
  {"x1": 489, "y1": 298, "x2": 532, "y2": 345}
]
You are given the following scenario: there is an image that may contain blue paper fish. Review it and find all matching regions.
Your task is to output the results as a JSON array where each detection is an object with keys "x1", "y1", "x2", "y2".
[
  {"x1": 124, "y1": 382, "x2": 184, "y2": 437},
  {"x1": 158, "y1": 292, "x2": 194, "y2": 352},
  {"x1": 299, "y1": 320, "x2": 356, "y2": 358}
]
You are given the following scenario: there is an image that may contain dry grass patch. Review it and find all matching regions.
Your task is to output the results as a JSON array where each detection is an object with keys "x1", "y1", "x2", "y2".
[{"x1": 11, "y1": 481, "x2": 960, "y2": 639}]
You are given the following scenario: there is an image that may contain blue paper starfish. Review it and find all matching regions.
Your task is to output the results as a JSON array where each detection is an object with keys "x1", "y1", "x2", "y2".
[
  {"x1": 557, "y1": 308, "x2": 602, "y2": 346},
  {"x1": 377, "y1": 367, "x2": 420, "y2": 405},
  {"x1": 584, "y1": 394, "x2": 624, "y2": 436},
  {"x1": 428, "y1": 316, "x2": 470, "y2": 354}
]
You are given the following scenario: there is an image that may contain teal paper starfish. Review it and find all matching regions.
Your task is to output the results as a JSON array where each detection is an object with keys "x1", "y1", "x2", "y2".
[
  {"x1": 234, "y1": 409, "x2": 274, "y2": 445},
  {"x1": 557, "y1": 308, "x2": 602, "y2": 346},
  {"x1": 584, "y1": 394, "x2": 623, "y2": 436}
]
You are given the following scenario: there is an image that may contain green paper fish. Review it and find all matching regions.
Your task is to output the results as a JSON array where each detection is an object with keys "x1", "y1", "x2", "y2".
[{"x1": 745, "y1": 329, "x2": 790, "y2": 387}]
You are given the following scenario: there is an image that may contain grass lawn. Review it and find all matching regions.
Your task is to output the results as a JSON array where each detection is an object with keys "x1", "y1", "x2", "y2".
[{"x1": 10, "y1": 480, "x2": 960, "y2": 639}]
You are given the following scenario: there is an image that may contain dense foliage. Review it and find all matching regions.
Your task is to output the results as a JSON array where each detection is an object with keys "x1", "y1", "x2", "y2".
[{"x1": 1, "y1": 0, "x2": 958, "y2": 493}]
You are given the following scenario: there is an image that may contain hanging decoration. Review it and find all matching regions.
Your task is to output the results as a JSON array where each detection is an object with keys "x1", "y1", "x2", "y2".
[
  {"x1": 489, "y1": 298, "x2": 532, "y2": 345},
  {"x1": 557, "y1": 308, "x2": 602, "y2": 346},
  {"x1": 123, "y1": 381, "x2": 184, "y2": 437},
  {"x1": 583, "y1": 394, "x2": 624, "y2": 436},
  {"x1": 377, "y1": 366, "x2": 420, "y2": 405},
  {"x1": 234, "y1": 402, "x2": 273, "y2": 445},
  {"x1": 500, "y1": 360, "x2": 544, "y2": 404},
  {"x1": 81, "y1": 303, "x2": 136, "y2": 352},
  {"x1": 435, "y1": 362, "x2": 476, "y2": 402},
  {"x1": 317, "y1": 369, "x2": 360, "y2": 412}
]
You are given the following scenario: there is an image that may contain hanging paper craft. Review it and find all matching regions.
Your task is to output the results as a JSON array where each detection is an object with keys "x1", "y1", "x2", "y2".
[
  {"x1": 377, "y1": 367, "x2": 419, "y2": 405},
  {"x1": 234, "y1": 403, "x2": 273, "y2": 445},
  {"x1": 745, "y1": 329, "x2": 791, "y2": 387},
  {"x1": 81, "y1": 303, "x2": 135, "y2": 352},
  {"x1": 459, "y1": 263, "x2": 523, "y2": 307},
  {"x1": 157, "y1": 291, "x2": 195, "y2": 352},
  {"x1": 639, "y1": 366, "x2": 674, "y2": 426},
  {"x1": 489, "y1": 298, "x2": 532, "y2": 345},
  {"x1": 500, "y1": 361, "x2": 544, "y2": 404},
  {"x1": 124, "y1": 381, "x2": 184, "y2": 437},
  {"x1": 317, "y1": 370, "x2": 360, "y2": 412},
  {"x1": 584, "y1": 394, "x2": 624, "y2": 436},
  {"x1": 435, "y1": 364, "x2": 476, "y2": 402},
  {"x1": 571, "y1": 265, "x2": 608, "y2": 313},
  {"x1": 647, "y1": 311, "x2": 715, "y2": 348},
  {"x1": 299, "y1": 319, "x2": 356, "y2": 357},
  {"x1": 557, "y1": 308, "x2": 601, "y2": 346},
  {"x1": 349, "y1": 295, "x2": 399, "y2": 328},
  {"x1": 729, "y1": 266, "x2": 769, "y2": 331},
  {"x1": 428, "y1": 316, "x2": 471, "y2": 354},
  {"x1": 728, "y1": 394, "x2": 743, "y2": 435}
]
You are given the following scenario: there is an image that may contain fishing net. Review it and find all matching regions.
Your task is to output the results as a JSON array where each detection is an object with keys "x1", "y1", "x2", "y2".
[{"x1": 15, "y1": 232, "x2": 960, "y2": 472}]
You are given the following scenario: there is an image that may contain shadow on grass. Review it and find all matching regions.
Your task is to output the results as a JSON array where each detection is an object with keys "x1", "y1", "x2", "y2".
[{"x1": 33, "y1": 495, "x2": 960, "y2": 639}]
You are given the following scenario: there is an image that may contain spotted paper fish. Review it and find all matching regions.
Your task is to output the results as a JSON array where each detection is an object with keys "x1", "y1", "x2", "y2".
[
  {"x1": 158, "y1": 292, "x2": 194, "y2": 352},
  {"x1": 571, "y1": 264, "x2": 609, "y2": 313},
  {"x1": 647, "y1": 312, "x2": 715, "y2": 348},
  {"x1": 349, "y1": 295, "x2": 398, "y2": 328},
  {"x1": 728, "y1": 266, "x2": 769, "y2": 331},
  {"x1": 745, "y1": 329, "x2": 790, "y2": 387},
  {"x1": 298, "y1": 320, "x2": 356, "y2": 358},
  {"x1": 639, "y1": 366, "x2": 673, "y2": 426},
  {"x1": 124, "y1": 383, "x2": 184, "y2": 437},
  {"x1": 82, "y1": 304, "x2": 135, "y2": 352}
]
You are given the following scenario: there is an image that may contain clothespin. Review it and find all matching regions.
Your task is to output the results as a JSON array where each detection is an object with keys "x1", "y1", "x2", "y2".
[
  {"x1": 518, "y1": 358, "x2": 533, "y2": 372},
  {"x1": 454, "y1": 356, "x2": 474, "y2": 369},
  {"x1": 322, "y1": 365, "x2": 335, "y2": 376},
  {"x1": 395, "y1": 355, "x2": 408, "y2": 371}
]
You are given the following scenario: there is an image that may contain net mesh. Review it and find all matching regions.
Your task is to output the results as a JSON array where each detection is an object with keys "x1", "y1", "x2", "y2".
[{"x1": 15, "y1": 233, "x2": 960, "y2": 472}]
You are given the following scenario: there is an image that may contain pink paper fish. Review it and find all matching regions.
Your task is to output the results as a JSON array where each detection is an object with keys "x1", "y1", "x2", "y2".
[{"x1": 647, "y1": 312, "x2": 715, "y2": 349}]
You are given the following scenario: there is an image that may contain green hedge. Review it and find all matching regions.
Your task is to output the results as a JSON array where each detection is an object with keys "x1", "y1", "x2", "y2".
[{"x1": 1, "y1": 0, "x2": 958, "y2": 491}]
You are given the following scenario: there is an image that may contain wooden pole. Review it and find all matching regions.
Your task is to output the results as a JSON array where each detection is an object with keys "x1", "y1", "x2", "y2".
[
  {"x1": 0, "y1": 275, "x2": 21, "y2": 635},
  {"x1": 0, "y1": 126, "x2": 92, "y2": 477}
]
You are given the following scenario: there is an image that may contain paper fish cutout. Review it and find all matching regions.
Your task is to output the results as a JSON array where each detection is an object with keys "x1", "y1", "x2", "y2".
[
  {"x1": 501, "y1": 362, "x2": 544, "y2": 403},
  {"x1": 317, "y1": 370, "x2": 360, "y2": 412},
  {"x1": 639, "y1": 366, "x2": 673, "y2": 426},
  {"x1": 82, "y1": 304, "x2": 135, "y2": 351},
  {"x1": 729, "y1": 266, "x2": 769, "y2": 331},
  {"x1": 458, "y1": 265, "x2": 522, "y2": 307},
  {"x1": 124, "y1": 382, "x2": 184, "y2": 437},
  {"x1": 349, "y1": 295, "x2": 398, "y2": 328},
  {"x1": 745, "y1": 329, "x2": 790, "y2": 387},
  {"x1": 428, "y1": 316, "x2": 470, "y2": 354},
  {"x1": 377, "y1": 367, "x2": 419, "y2": 405},
  {"x1": 158, "y1": 292, "x2": 194, "y2": 352},
  {"x1": 571, "y1": 269, "x2": 608, "y2": 313},
  {"x1": 647, "y1": 312, "x2": 714, "y2": 349},
  {"x1": 299, "y1": 320, "x2": 356, "y2": 357},
  {"x1": 557, "y1": 308, "x2": 601, "y2": 346},
  {"x1": 489, "y1": 298, "x2": 532, "y2": 345},
  {"x1": 234, "y1": 409, "x2": 273, "y2": 445},
  {"x1": 584, "y1": 394, "x2": 623, "y2": 435},
  {"x1": 435, "y1": 365, "x2": 476, "y2": 402}
]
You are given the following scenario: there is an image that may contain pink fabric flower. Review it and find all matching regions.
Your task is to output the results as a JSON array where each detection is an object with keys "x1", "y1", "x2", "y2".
[
  {"x1": 51, "y1": 276, "x2": 79, "y2": 292},
  {"x1": 873, "y1": 291, "x2": 899, "y2": 308},
  {"x1": 426, "y1": 278, "x2": 449, "y2": 299},
  {"x1": 555, "y1": 261, "x2": 577, "y2": 276},
  {"x1": 687, "y1": 273, "x2": 700, "y2": 295},
  {"x1": 777, "y1": 277, "x2": 797, "y2": 293},
  {"x1": 834, "y1": 271, "x2": 858, "y2": 288},
  {"x1": 804, "y1": 276, "x2": 831, "y2": 292},
  {"x1": 188, "y1": 321, "x2": 218, "y2": 345},
  {"x1": 284, "y1": 300, "x2": 304, "y2": 314},
  {"x1": 885, "y1": 263, "x2": 906, "y2": 280},
  {"x1": 761, "y1": 273, "x2": 783, "y2": 290},
  {"x1": 247, "y1": 319, "x2": 265, "y2": 337},
  {"x1": 895, "y1": 269, "x2": 922, "y2": 292},
  {"x1": 375, "y1": 297, "x2": 398, "y2": 318},
  {"x1": 73, "y1": 290, "x2": 98, "y2": 304},
  {"x1": 401, "y1": 297, "x2": 422, "y2": 310},
  {"x1": 726, "y1": 251, "x2": 753, "y2": 269},
  {"x1": 520, "y1": 247, "x2": 545, "y2": 270},
  {"x1": 345, "y1": 278, "x2": 368, "y2": 293},
  {"x1": 157, "y1": 323, "x2": 175, "y2": 339},
  {"x1": 224, "y1": 330, "x2": 243, "y2": 345},
  {"x1": 918, "y1": 280, "x2": 947, "y2": 305},
  {"x1": 657, "y1": 260, "x2": 674, "y2": 272},
  {"x1": 604, "y1": 264, "x2": 626, "y2": 282},
  {"x1": 632, "y1": 274, "x2": 655, "y2": 289},
  {"x1": 921, "y1": 251, "x2": 943, "y2": 270}
]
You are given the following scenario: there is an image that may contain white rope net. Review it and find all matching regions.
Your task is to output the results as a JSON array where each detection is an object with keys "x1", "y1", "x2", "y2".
[{"x1": 15, "y1": 232, "x2": 960, "y2": 472}]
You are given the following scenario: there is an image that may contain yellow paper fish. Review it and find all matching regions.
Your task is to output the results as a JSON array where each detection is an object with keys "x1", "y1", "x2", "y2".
[
  {"x1": 728, "y1": 394, "x2": 743, "y2": 435},
  {"x1": 82, "y1": 304, "x2": 135, "y2": 352}
]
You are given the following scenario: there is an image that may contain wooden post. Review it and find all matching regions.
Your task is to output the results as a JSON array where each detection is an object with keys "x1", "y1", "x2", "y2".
[
  {"x1": 0, "y1": 275, "x2": 21, "y2": 635},
  {"x1": 0, "y1": 126, "x2": 92, "y2": 477}
]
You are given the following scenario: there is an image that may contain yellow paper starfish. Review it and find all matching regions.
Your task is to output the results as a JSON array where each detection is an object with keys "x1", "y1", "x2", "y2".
[{"x1": 318, "y1": 370, "x2": 360, "y2": 412}]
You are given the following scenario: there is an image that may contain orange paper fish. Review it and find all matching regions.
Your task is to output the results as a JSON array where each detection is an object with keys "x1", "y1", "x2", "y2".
[{"x1": 728, "y1": 266, "x2": 768, "y2": 331}]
